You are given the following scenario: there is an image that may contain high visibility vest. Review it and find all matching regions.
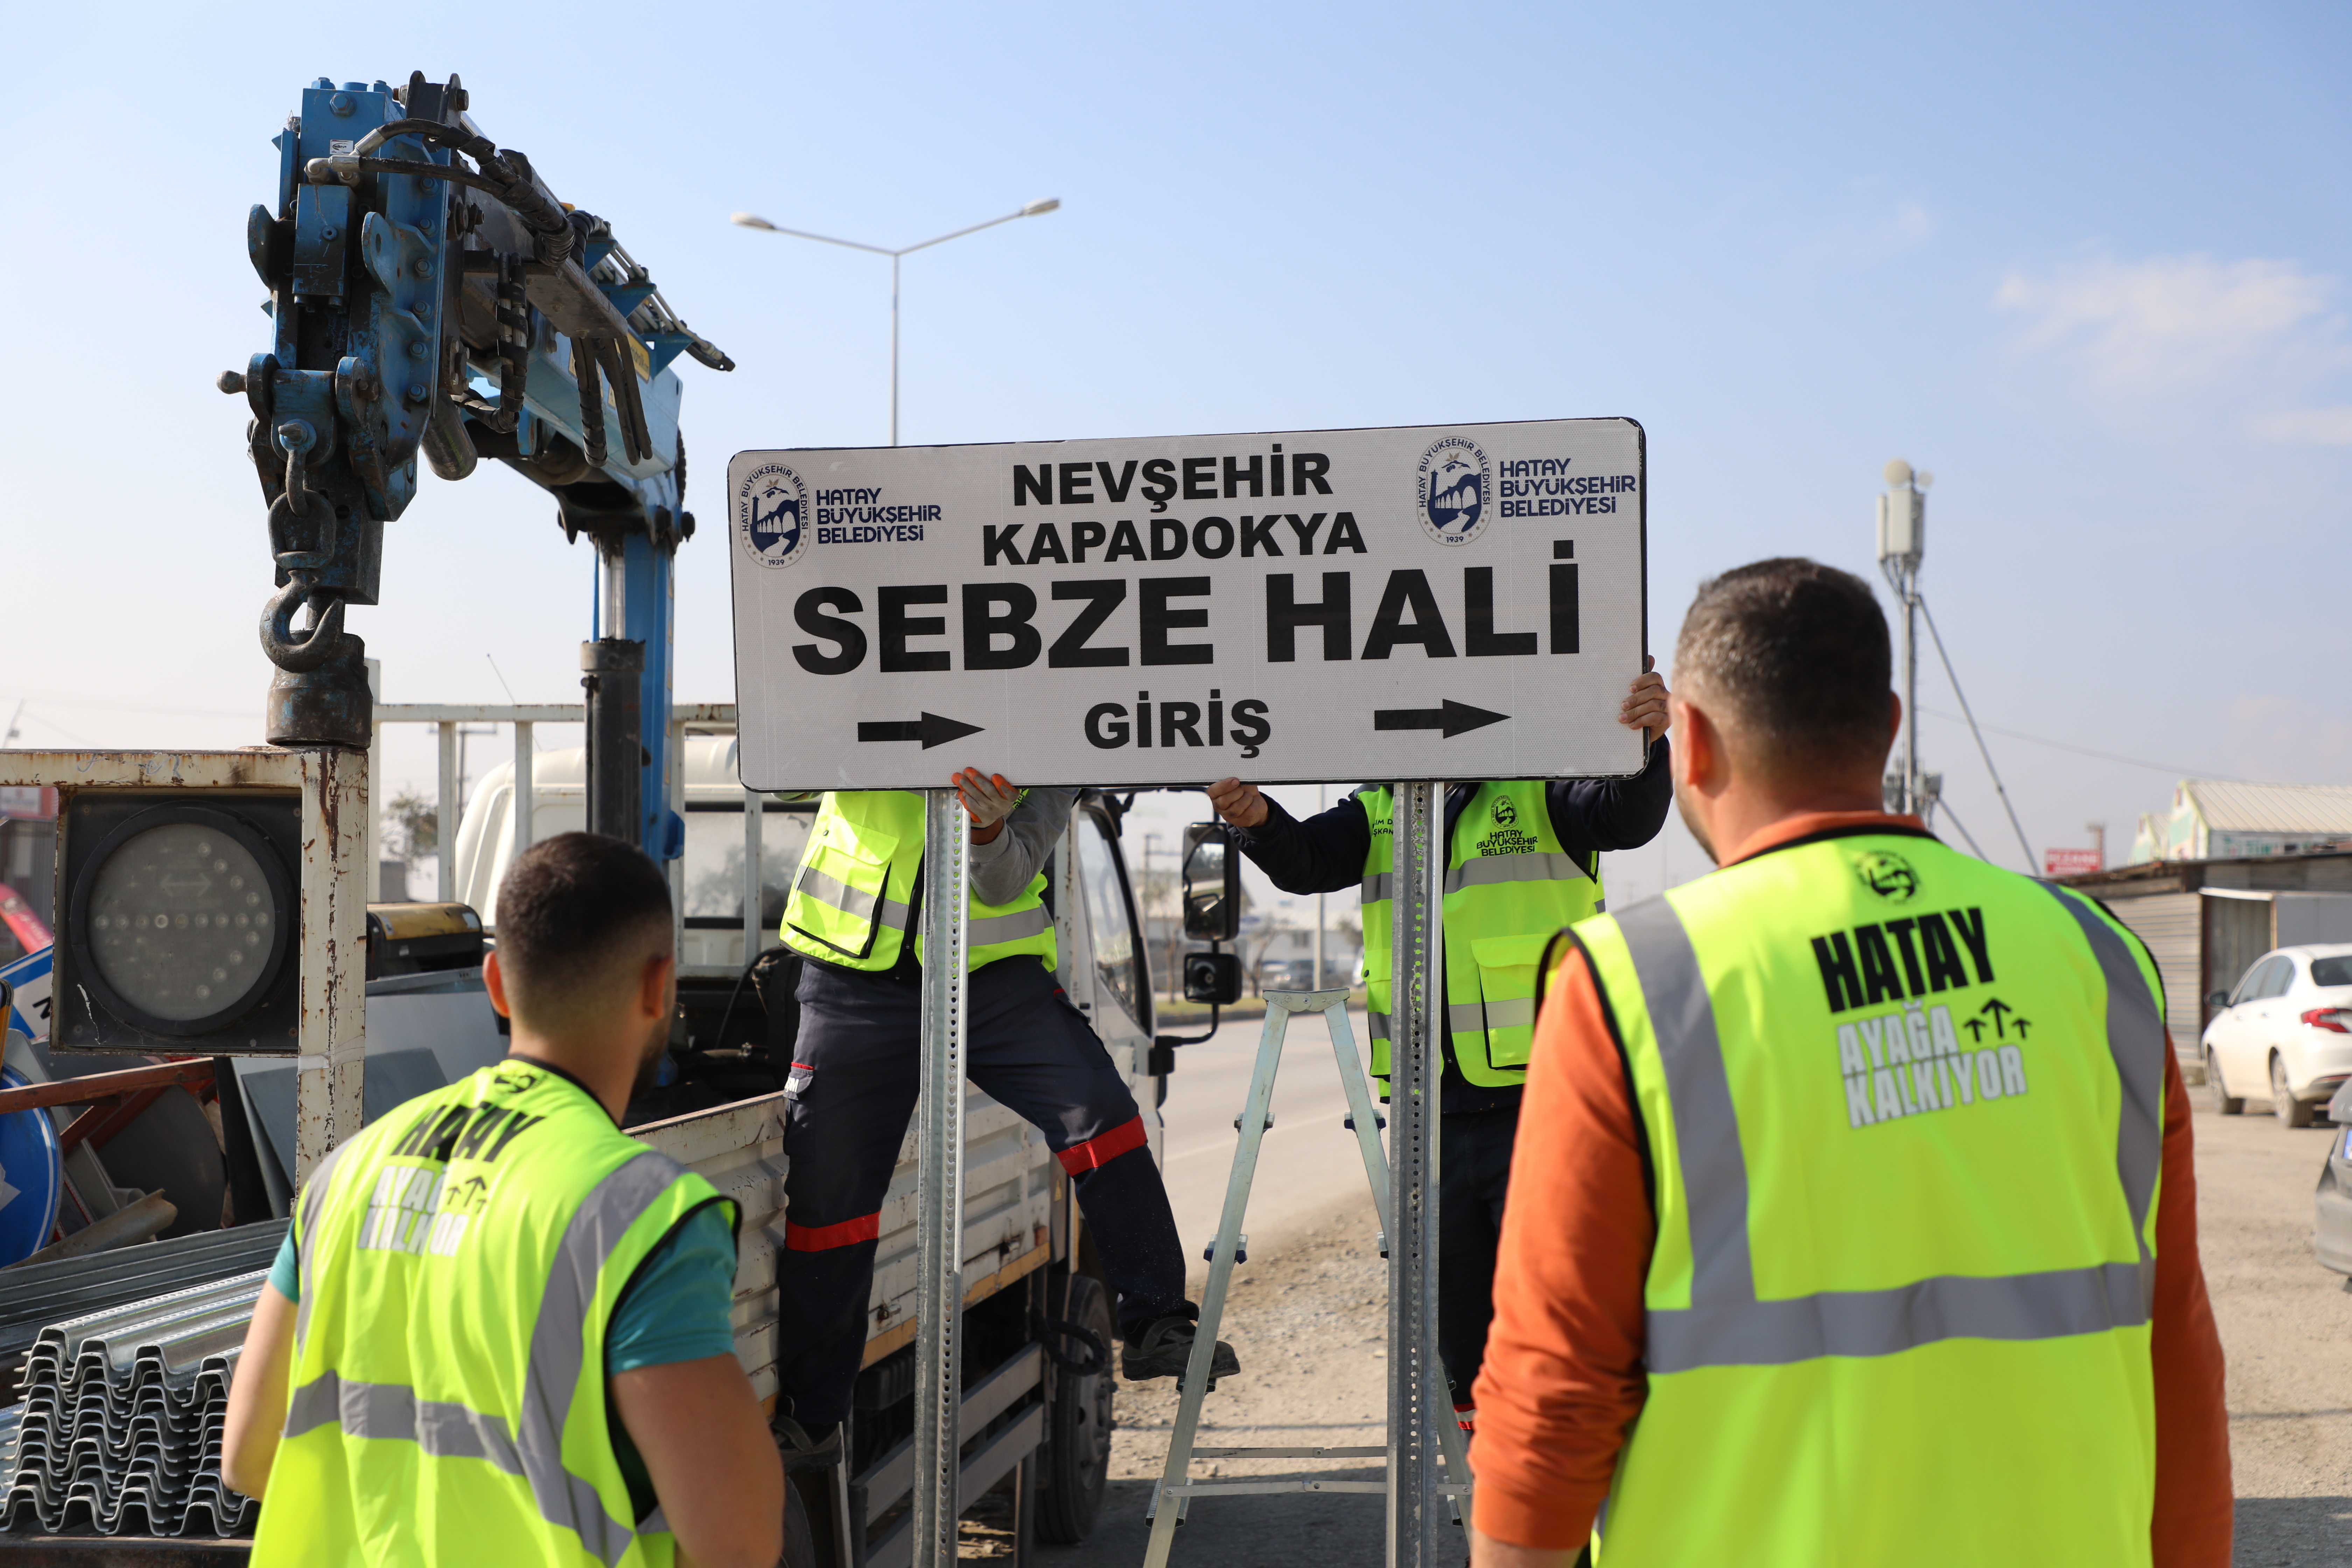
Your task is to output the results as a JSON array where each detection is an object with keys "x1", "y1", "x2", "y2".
[
  {"x1": 780, "y1": 790, "x2": 1058, "y2": 974},
  {"x1": 252, "y1": 1062, "x2": 728, "y2": 1568},
  {"x1": 1570, "y1": 828, "x2": 2164, "y2": 1567},
  {"x1": 1359, "y1": 782, "x2": 1603, "y2": 1091}
]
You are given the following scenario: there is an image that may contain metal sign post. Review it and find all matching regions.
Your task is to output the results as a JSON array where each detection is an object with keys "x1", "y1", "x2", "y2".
[
  {"x1": 910, "y1": 789, "x2": 970, "y2": 1566},
  {"x1": 1387, "y1": 781, "x2": 1443, "y2": 1563}
]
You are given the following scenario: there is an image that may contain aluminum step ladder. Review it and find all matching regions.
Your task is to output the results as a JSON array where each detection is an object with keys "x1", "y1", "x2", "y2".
[{"x1": 1141, "y1": 985, "x2": 1471, "y2": 1566}]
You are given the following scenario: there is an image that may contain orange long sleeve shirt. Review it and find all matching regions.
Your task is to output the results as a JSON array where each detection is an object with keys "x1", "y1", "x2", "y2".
[{"x1": 1469, "y1": 811, "x2": 2233, "y2": 1564}]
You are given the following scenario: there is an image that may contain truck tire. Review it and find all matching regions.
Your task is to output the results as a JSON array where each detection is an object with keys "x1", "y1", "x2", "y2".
[
  {"x1": 783, "y1": 1470, "x2": 821, "y2": 1567},
  {"x1": 1036, "y1": 1273, "x2": 1115, "y2": 1544}
]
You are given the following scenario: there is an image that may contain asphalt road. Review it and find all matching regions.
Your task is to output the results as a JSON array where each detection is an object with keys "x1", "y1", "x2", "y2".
[{"x1": 1152, "y1": 1007, "x2": 1384, "y2": 1267}]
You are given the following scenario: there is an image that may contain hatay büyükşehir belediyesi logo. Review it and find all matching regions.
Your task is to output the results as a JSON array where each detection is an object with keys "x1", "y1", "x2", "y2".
[
  {"x1": 738, "y1": 462, "x2": 811, "y2": 568},
  {"x1": 1416, "y1": 435, "x2": 1490, "y2": 546}
]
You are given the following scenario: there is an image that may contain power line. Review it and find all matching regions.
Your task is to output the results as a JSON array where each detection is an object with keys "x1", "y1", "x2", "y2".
[
  {"x1": 1936, "y1": 796, "x2": 1993, "y2": 862},
  {"x1": 1913, "y1": 706, "x2": 2252, "y2": 784},
  {"x1": 1918, "y1": 594, "x2": 2038, "y2": 876}
]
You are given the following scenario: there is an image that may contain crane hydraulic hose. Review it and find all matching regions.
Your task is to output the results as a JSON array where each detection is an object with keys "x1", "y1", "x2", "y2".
[{"x1": 306, "y1": 117, "x2": 572, "y2": 266}]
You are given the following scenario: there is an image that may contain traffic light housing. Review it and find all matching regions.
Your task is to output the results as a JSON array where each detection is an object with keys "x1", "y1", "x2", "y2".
[{"x1": 55, "y1": 791, "x2": 304, "y2": 1054}]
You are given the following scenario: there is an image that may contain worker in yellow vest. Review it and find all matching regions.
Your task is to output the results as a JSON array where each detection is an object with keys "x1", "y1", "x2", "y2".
[
  {"x1": 1204, "y1": 667, "x2": 1672, "y2": 1430},
  {"x1": 767, "y1": 773, "x2": 1232, "y2": 1464},
  {"x1": 1469, "y1": 558, "x2": 2232, "y2": 1567},
  {"x1": 221, "y1": 833, "x2": 784, "y2": 1568}
]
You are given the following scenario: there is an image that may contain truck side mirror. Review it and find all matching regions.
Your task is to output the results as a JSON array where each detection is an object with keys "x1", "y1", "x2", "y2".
[{"x1": 1181, "y1": 823, "x2": 1240, "y2": 942}]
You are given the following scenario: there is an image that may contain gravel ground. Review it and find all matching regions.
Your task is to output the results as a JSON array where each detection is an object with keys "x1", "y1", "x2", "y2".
[
  {"x1": 1039, "y1": 1191, "x2": 1458, "y2": 1566},
  {"x1": 2192, "y1": 1097, "x2": 2352, "y2": 1566}
]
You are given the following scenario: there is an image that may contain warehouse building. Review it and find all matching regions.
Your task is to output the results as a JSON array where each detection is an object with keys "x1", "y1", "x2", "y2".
[{"x1": 2129, "y1": 778, "x2": 2352, "y2": 864}]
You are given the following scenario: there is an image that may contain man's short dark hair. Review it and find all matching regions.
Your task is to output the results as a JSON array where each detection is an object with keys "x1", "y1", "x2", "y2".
[
  {"x1": 1675, "y1": 557, "x2": 1893, "y2": 773},
  {"x1": 495, "y1": 833, "x2": 672, "y2": 1019}
]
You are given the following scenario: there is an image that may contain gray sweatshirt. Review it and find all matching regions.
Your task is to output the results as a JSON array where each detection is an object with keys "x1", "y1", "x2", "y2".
[{"x1": 968, "y1": 789, "x2": 1075, "y2": 904}]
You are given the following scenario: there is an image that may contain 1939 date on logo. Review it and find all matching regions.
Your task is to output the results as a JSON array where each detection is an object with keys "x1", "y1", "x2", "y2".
[{"x1": 738, "y1": 463, "x2": 811, "y2": 569}]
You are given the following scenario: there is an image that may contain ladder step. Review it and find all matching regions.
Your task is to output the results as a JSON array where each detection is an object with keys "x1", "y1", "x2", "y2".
[
  {"x1": 1190, "y1": 1445, "x2": 1384, "y2": 1459},
  {"x1": 1169, "y1": 1480, "x2": 1391, "y2": 1498}
]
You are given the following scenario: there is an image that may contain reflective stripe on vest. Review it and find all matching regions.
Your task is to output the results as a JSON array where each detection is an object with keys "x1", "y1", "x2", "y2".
[
  {"x1": 971, "y1": 904, "x2": 1051, "y2": 947},
  {"x1": 1362, "y1": 850, "x2": 1594, "y2": 906},
  {"x1": 1614, "y1": 883, "x2": 2164, "y2": 1374},
  {"x1": 793, "y1": 863, "x2": 911, "y2": 933}
]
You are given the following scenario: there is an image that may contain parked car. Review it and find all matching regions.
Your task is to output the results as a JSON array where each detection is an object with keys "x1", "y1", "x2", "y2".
[
  {"x1": 2316, "y1": 1079, "x2": 2352, "y2": 1274},
  {"x1": 2200, "y1": 944, "x2": 2352, "y2": 1127}
]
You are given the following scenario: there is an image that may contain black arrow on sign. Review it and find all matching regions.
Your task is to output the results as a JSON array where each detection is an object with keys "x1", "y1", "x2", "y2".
[
  {"x1": 856, "y1": 712, "x2": 986, "y2": 749},
  {"x1": 1372, "y1": 699, "x2": 1509, "y2": 739}
]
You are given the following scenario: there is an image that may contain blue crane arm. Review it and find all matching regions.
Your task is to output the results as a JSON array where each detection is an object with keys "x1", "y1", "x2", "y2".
[{"x1": 228, "y1": 71, "x2": 734, "y2": 861}]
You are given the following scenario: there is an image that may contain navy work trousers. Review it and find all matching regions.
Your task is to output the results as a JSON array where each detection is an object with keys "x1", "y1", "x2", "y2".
[
  {"x1": 1437, "y1": 1102, "x2": 1521, "y2": 1406},
  {"x1": 772, "y1": 955, "x2": 1188, "y2": 1430}
]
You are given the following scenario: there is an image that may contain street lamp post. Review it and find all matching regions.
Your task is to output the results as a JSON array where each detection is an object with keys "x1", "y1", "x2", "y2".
[{"x1": 732, "y1": 199, "x2": 1061, "y2": 446}]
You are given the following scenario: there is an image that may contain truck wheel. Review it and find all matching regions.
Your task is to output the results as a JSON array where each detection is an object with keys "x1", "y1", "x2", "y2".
[
  {"x1": 2272, "y1": 1054, "x2": 2314, "y2": 1128},
  {"x1": 1036, "y1": 1273, "x2": 1115, "y2": 1544},
  {"x1": 2207, "y1": 1048, "x2": 2245, "y2": 1115},
  {"x1": 783, "y1": 1470, "x2": 821, "y2": 1567}
]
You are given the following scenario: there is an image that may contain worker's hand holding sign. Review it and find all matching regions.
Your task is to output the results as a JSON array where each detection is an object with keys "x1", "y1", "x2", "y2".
[
  {"x1": 1621, "y1": 658, "x2": 1671, "y2": 738},
  {"x1": 952, "y1": 768, "x2": 1022, "y2": 843}
]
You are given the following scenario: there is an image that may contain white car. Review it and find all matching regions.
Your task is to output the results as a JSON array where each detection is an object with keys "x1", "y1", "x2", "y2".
[{"x1": 2200, "y1": 944, "x2": 2352, "y2": 1127}]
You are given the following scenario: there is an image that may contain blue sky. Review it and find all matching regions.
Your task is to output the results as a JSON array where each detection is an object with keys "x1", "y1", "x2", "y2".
[{"x1": 4, "y1": 1, "x2": 2347, "y2": 906}]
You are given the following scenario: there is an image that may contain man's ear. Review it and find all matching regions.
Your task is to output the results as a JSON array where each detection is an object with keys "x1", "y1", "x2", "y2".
[
  {"x1": 483, "y1": 949, "x2": 513, "y2": 1019},
  {"x1": 1672, "y1": 695, "x2": 1712, "y2": 789},
  {"x1": 639, "y1": 953, "x2": 676, "y2": 1020}
]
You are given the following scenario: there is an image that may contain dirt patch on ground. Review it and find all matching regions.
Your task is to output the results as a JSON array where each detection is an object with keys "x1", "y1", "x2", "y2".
[{"x1": 1037, "y1": 1188, "x2": 1466, "y2": 1566}]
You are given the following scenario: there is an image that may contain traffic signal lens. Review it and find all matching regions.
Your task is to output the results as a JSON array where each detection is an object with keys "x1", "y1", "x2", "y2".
[{"x1": 86, "y1": 823, "x2": 276, "y2": 1022}]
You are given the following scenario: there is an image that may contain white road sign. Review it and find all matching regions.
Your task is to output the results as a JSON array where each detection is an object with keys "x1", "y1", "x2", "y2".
[{"x1": 727, "y1": 418, "x2": 1646, "y2": 790}]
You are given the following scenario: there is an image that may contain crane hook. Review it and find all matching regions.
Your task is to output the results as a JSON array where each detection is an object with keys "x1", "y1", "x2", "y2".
[{"x1": 260, "y1": 578, "x2": 352, "y2": 673}]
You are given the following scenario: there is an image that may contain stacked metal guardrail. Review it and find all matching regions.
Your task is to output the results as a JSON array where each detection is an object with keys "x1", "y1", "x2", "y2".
[{"x1": 0, "y1": 1268, "x2": 264, "y2": 1536}]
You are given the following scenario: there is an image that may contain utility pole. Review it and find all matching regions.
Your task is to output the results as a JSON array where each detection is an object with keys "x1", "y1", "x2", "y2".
[{"x1": 1876, "y1": 460, "x2": 1941, "y2": 822}]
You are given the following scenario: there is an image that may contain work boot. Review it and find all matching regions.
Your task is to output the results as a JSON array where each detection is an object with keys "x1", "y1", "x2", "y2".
[
  {"x1": 1121, "y1": 1314, "x2": 1241, "y2": 1388},
  {"x1": 772, "y1": 1414, "x2": 842, "y2": 1473}
]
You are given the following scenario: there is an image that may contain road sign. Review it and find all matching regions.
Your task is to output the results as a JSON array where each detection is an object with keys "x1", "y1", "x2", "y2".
[
  {"x1": 2044, "y1": 847, "x2": 2103, "y2": 878},
  {"x1": 727, "y1": 419, "x2": 1647, "y2": 790}
]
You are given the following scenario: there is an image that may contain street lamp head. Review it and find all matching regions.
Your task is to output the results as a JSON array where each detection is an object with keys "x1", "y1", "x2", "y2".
[
  {"x1": 1882, "y1": 458, "x2": 1913, "y2": 488},
  {"x1": 731, "y1": 212, "x2": 780, "y2": 231},
  {"x1": 1021, "y1": 198, "x2": 1062, "y2": 217}
]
